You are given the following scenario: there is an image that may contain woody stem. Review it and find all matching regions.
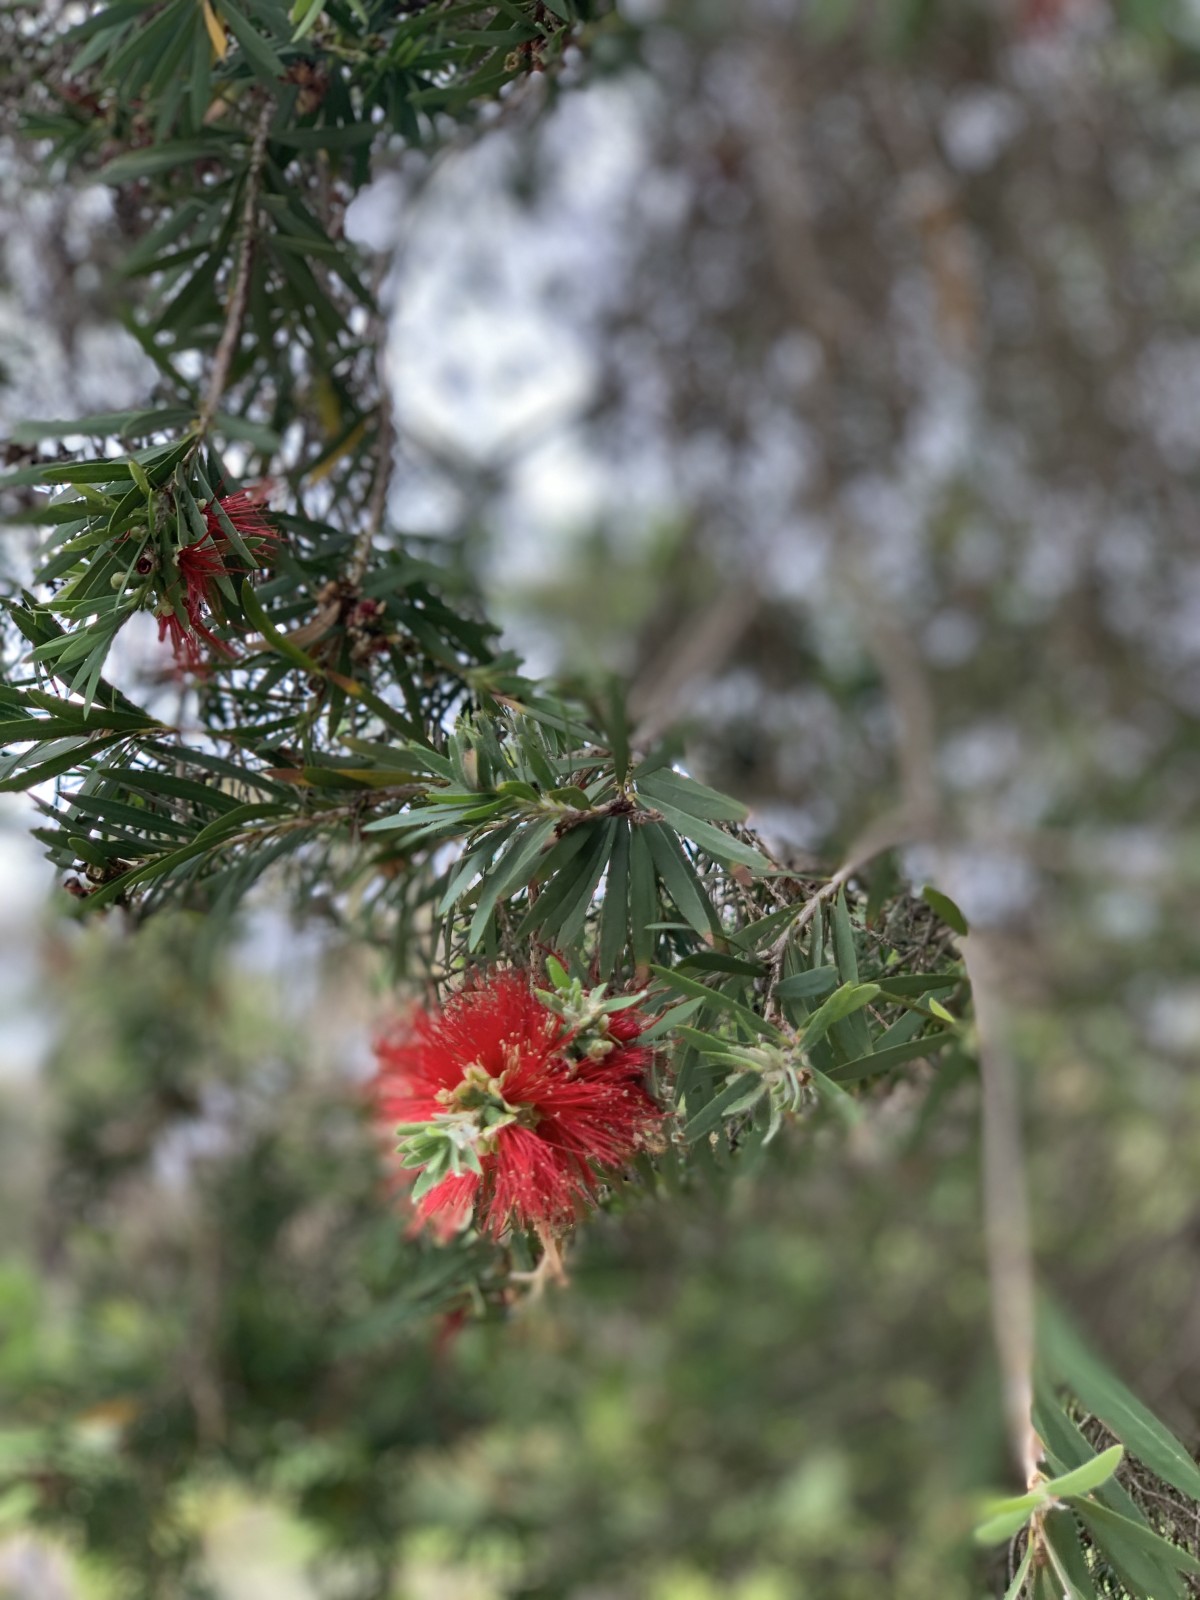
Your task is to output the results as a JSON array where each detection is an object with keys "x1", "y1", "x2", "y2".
[{"x1": 197, "y1": 97, "x2": 273, "y2": 438}]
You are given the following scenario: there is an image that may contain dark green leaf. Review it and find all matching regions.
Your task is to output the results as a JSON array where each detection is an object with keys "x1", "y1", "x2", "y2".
[
  {"x1": 643, "y1": 821, "x2": 716, "y2": 938},
  {"x1": 1072, "y1": 1498, "x2": 1198, "y2": 1590},
  {"x1": 467, "y1": 818, "x2": 555, "y2": 948},
  {"x1": 775, "y1": 966, "x2": 838, "y2": 1002},
  {"x1": 629, "y1": 823, "x2": 657, "y2": 968},
  {"x1": 827, "y1": 1029, "x2": 956, "y2": 1085},
  {"x1": 598, "y1": 817, "x2": 631, "y2": 978},
  {"x1": 98, "y1": 139, "x2": 232, "y2": 183},
  {"x1": 1039, "y1": 1301, "x2": 1200, "y2": 1502},
  {"x1": 639, "y1": 795, "x2": 770, "y2": 873},
  {"x1": 676, "y1": 952, "x2": 766, "y2": 978},
  {"x1": 636, "y1": 767, "x2": 748, "y2": 824},
  {"x1": 922, "y1": 885, "x2": 970, "y2": 936},
  {"x1": 649, "y1": 965, "x2": 783, "y2": 1040},
  {"x1": 831, "y1": 887, "x2": 859, "y2": 981},
  {"x1": 1042, "y1": 1510, "x2": 1100, "y2": 1600},
  {"x1": 682, "y1": 1072, "x2": 766, "y2": 1142}
]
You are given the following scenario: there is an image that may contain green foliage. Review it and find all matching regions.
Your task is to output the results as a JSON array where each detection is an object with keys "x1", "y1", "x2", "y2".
[{"x1": 2, "y1": 0, "x2": 1198, "y2": 1594}]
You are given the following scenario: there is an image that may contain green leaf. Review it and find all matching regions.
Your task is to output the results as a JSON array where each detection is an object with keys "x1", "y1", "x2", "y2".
[
  {"x1": 676, "y1": 952, "x2": 765, "y2": 978},
  {"x1": 875, "y1": 972, "x2": 962, "y2": 997},
  {"x1": 1071, "y1": 1498, "x2": 1197, "y2": 1591},
  {"x1": 0, "y1": 701, "x2": 155, "y2": 737},
  {"x1": 214, "y1": 412, "x2": 283, "y2": 453},
  {"x1": 638, "y1": 997, "x2": 705, "y2": 1042},
  {"x1": 604, "y1": 680, "x2": 631, "y2": 787},
  {"x1": 973, "y1": 1504, "x2": 1038, "y2": 1547},
  {"x1": 1032, "y1": 1565, "x2": 1060, "y2": 1600},
  {"x1": 650, "y1": 800, "x2": 770, "y2": 873},
  {"x1": 1042, "y1": 1510, "x2": 1100, "y2": 1600},
  {"x1": 807, "y1": 1065, "x2": 862, "y2": 1126},
  {"x1": 922, "y1": 885, "x2": 969, "y2": 936},
  {"x1": 98, "y1": 139, "x2": 232, "y2": 183},
  {"x1": 239, "y1": 578, "x2": 321, "y2": 672},
  {"x1": 644, "y1": 821, "x2": 717, "y2": 938},
  {"x1": 800, "y1": 982, "x2": 880, "y2": 1053},
  {"x1": 221, "y1": 0, "x2": 286, "y2": 77},
  {"x1": 437, "y1": 831, "x2": 509, "y2": 916},
  {"x1": 827, "y1": 1029, "x2": 957, "y2": 1085},
  {"x1": 0, "y1": 735, "x2": 128, "y2": 794},
  {"x1": 598, "y1": 817, "x2": 631, "y2": 978},
  {"x1": 650, "y1": 965, "x2": 784, "y2": 1040},
  {"x1": 775, "y1": 966, "x2": 838, "y2": 1003},
  {"x1": 467, "y1": 818, "x2": 555, "y2": 949},
  {"x1": 1043, "y1": 1444, "x2": 1125, "y2": 1500},
  {"x1": 1039, "y1": 1301, "x2": 1200, "y2": 1503},
  {"x1": 1001, "y1": 1540, "x2": 1034, "y2": 1600},
  {"x1": 542, "y1": 820, "x2": 615, "y2": 948},
  {"x1": 636, "y1": 767, "x2": 748, "y2": 823},
  {"x1": 682, "y1": 1072, "x2": 766, "y2": 1142},
  {"x1": 828, "y1": 888, "x2": 872, "y2": 1060},
  {"x1": 974, "y1": 1446, "x2": 1124, "y2": 1546},
  {"x1": 629, "y1": 822, "x2": 657, "y2": 967},
  {"x1": 83, "y1": 802, "x2": 286, "y2": 908},
  {"x1": 290, "y1": 0, "x2": 326, "y2": 41},
  {"x1": 512, "y1": 825, "x2": 599, "y2": 940},
  {"x1": 268, "y1": 122, "x2": 377, "y2": 150},
  {"x1": 10, "y1": 408, "x2": 197, "y2": 443},
  {"x1": 1032, "y1": 1382, "x2": 1145, "y2": 1522}
]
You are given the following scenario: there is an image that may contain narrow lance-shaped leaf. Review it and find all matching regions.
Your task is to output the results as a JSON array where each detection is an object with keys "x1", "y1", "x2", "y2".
[{"x1": 1039, "y1": 1301, "x2": 1200, "y2": 1503}]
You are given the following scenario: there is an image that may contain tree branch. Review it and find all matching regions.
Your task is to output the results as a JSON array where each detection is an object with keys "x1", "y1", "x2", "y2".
[
  {"x1": 198, "y1": 98, "x2": 273, "y2": 437},
  {"x1": 963, "y1": 934, "x2": 1040, "y2": 1489},
  {"x1": 850, "y1": 572, "x2": 1040, "y2": 1486},
  {"x1": 348, "y1": 283, "x2": 396, "y2": 587}
]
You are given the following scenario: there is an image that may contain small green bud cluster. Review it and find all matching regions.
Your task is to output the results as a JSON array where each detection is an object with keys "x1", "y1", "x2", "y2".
[{"x1": 534, "y1": 956, "x2": 647, "y2": 1067}]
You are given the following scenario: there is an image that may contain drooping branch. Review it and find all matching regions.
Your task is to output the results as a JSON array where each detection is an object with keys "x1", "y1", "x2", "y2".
[
  {"x1": 963, "y1": 936, "x2": 1040, "y2": 1490},
  {"x1": 850, "y1": 574, "x2": 1040, "y2": 1486}
]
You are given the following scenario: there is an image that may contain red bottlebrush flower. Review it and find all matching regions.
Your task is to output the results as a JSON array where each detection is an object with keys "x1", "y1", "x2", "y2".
[
  {"x1": 157, "y1": 608, "x2": 220, "y2": 671},
  {"x1": 157, "y1": 537, "x2": 235, "y2": 669},
  {"x1": 203, "y1": 489, "x2": 278, "y2": 558},
  {"x1": 373, "y1": 968, "x2": 661, "y2": 1240},
  {"x1": 177, "y1": 537, "x2": 226, "y2": 626},
  {"x1": 157, "y1": 489, "x2": 278, "y2": 669}
]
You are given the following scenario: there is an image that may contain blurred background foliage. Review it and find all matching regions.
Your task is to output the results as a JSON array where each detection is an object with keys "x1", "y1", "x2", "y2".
[{"x1": 3, "y1": 0, "x2": 1200, "y2": 1595}]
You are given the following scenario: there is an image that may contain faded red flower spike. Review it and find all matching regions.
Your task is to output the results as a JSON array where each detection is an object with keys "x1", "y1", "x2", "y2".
[
  {"x1": 177, "y1": 538, "x2": 229, "y2": 626},
  {"x1": 203, "y1": 488, "x2": 278, "y2": 553},
  {"x1": 157, "y1": 490, "x2": 279, "y2": 669},
  {"x1": 157, "y1": 611, "x2": 211, "y2": 672},
  {"x1": 373, "y1": 968, "x2": 660, "y2": 1240},
  {"x1": 158, "y1": 538, "x2": 234, "y2": 668}
]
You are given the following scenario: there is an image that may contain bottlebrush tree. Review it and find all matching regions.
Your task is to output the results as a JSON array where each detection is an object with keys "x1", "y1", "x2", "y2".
[{"x1": 1, "y1": 1, "x2": 1198, "y2": 1596}]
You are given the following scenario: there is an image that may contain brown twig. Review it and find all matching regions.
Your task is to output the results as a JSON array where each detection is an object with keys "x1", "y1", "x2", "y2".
[
  {"x1": 348, "y1": 265, "x2": 398, "y2": 586},
  {"x1": 348, "y1": 393, "x2": 393, "y2": 586},
  {"x1": 197, "y1": 98, "x2": 274, "y2": 437},
  {"x1": 762, "y1": 810, "x2": 914, "y2": 1010}
]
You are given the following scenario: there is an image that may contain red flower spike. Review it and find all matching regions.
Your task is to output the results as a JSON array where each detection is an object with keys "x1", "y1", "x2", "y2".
[
  {"x1": 157, "y1": 536, "x2": 236, "y2": 669},
  {"x1": 204, "y1": 489, "x2": 279, "y2": 559},
  {"x1": 156, "y1": 488, "x2": 279, "y2": 670},
  {"x1": 372, "y1": 969, "x2": 661, "y2": 1239},
  {"x1": 177, "y1": 537, "x2": 227, "y2": 626},
  {"x1": 157, "y1": 605, "x2": 232, "y2": 670},
  {"x1": 157, "y1": 612, "x2": 207, "y2": 672}
]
